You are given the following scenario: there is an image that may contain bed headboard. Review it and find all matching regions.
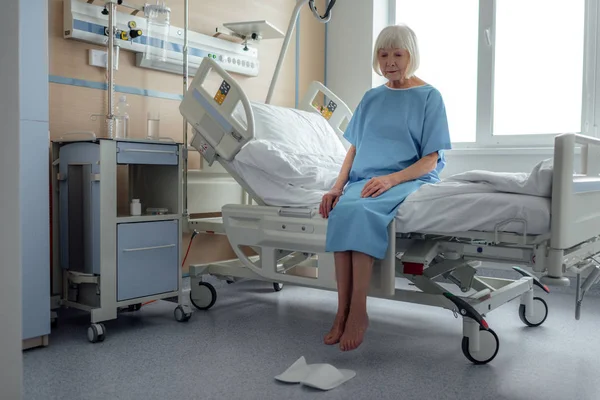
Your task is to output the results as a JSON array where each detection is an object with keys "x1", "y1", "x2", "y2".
[
  {"x1": 180, "y1": 57, "x2": 255, "y2": 164},
  {"x1": 299, "y1": 80, "x2": 353, "y2": 150}
]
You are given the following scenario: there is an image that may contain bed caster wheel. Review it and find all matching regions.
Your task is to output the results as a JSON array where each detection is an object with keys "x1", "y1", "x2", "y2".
[
  {"x1": 273, "y1": 282, "x2": 284, "y2": 292},
  {"x1": 190, "y1": 281, "x2": 217, "y2": 310},
  {"x1": 461, "y1": 328, "x2": 499, "y2": 365},
  {"x1": 174, "y1": 305, "x2": 192, "y2": 322},
  {"x1": 519, "y1": 297, "x2": 548, "y2": 327},
  {"x1": 87, "y1": 323, "x2": 106, "y2": 343}
]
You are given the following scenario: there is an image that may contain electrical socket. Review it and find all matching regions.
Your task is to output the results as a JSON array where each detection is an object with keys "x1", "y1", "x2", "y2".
[{"x1": 88, "y1": 49, "x2": 119, "y2": 70}]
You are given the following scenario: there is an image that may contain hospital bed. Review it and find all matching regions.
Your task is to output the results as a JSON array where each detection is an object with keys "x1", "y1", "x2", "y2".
[{"x1": 180, "y1": 57, "x2": 600, "y2": 364}]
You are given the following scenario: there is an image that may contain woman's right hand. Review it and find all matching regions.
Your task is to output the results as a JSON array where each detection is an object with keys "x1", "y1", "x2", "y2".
[{"x1": 319, "y1": 188, "x2": 343, "y2": 218}]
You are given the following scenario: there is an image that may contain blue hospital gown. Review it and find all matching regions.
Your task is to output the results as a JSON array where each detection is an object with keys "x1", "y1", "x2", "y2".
[{"x1": 325, "y1": 84, "x2": 452, "y2": 259}]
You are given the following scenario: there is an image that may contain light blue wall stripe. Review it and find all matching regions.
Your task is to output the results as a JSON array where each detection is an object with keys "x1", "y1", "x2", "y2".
[
  {"x1": 295, "y1": 14, "x2": 300, "y2": 108},
  {"x1": 49, "y1": 75, "x2": 183, "y2": 101}
]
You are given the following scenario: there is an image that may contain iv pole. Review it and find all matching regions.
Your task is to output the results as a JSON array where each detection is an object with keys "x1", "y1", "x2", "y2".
[
  {"x1": 183, "y1": 0, "x2": 189, "y2": 217},
  {"x1": 265, "y1": 0, "x2": 336, "y2": 104}
]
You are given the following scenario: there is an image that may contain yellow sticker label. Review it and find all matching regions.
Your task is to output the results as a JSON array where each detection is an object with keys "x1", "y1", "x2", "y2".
[
  {"x1": 214, "y1": 80, "x2": 231, "y2": 105},
  {"x1": 321, "y1": 100, "x2": 337, "y2": 120}
]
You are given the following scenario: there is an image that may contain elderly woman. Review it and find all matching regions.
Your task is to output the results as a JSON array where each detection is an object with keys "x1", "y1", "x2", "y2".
[{"x1": 319, "y1": 24, "x2": 452, "y2": 351}]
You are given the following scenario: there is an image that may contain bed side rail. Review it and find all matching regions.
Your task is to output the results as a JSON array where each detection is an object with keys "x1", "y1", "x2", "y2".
[
  {"x1": 298, "y1": 81, "x2": 353, "y2": 150},
  {"x1": 179, "y1": 57, "x2": 254, "y2": 163},
  {"x1": 550, "y1": 132, "x2": 600, "y2": 254}
]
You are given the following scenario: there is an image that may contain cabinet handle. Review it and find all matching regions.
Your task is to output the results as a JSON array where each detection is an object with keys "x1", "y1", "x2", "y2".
[
  {"x1": 121, "y1": 149, "x2": 176, "y2": 155},
  {"x1": 123, "y1": 244, "x2": 176, "y2": 252}
]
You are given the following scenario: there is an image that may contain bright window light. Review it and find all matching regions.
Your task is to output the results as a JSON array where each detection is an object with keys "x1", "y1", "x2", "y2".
[
  {"x1": 493, "y1": 0, "x2": 585, "y2": 136},
  {"x1": 396, "y1": 1, "x2": 479, "y2": 143}
]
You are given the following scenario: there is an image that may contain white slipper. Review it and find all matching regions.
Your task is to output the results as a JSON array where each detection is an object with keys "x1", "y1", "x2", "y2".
[
  {"x1": 274, "y1": 357, "x2": 356, "y2": 391},
  {"x1": 274, "y1": 356, "x2": 310, "y2": 383},
  {"x1": 300, "y1": 363, "x2": 356, "y2": 391}
]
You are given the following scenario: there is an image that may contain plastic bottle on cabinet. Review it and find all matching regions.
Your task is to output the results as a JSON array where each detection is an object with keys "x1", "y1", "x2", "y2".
[
  {"x1": 130, "y1": 199, "x2": 141, "y2": 216},
  {"x1": 114, "y1": 95, "x2": 130, "y2": 139}
]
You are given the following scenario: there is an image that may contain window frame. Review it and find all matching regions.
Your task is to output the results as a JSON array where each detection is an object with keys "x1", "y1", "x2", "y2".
[{"x1": 390, "y1": 0, "x2": 600, "y2": 148}]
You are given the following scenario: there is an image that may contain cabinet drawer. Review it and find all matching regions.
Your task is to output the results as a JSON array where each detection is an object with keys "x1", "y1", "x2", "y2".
[
  {"x1": 117, "y1": 220, "x2": 179, "y2": 301},
  {"x1": 116, "y1": 141, "x2": 178, "y2": 165}
]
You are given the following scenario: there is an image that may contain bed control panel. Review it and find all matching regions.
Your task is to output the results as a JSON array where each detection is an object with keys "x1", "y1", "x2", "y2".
[{"x1": 214, "y1": 80, "x2": 231, "y2": 105}]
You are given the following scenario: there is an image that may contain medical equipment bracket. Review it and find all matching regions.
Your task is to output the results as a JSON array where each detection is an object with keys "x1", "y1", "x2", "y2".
[{"x1": 64, "y1": 0, "x2": 261, "y2": 77}]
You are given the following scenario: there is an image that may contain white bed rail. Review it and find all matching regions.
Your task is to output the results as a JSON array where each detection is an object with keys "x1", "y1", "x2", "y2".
[
  {"x1": 547, "y1": 133, "x2": 600, "y2": 282},
  {"x1": 180, "y1": 57, "x2": 255, "y2": 163},
  {"x1": 299, "y1": 81, "x2": 353, "y2": 150}
]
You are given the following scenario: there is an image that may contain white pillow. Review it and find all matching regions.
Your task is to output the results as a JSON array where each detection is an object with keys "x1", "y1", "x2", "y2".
[
  {"x1": 233, "y1": 102, "x2": 347, "y2": 158},
  {"x1": 232, "y1": 102, "x2": 347, "y2": 187},
  {"x1": 235, "y1": 139, "x2": 344, "y2": 189}
]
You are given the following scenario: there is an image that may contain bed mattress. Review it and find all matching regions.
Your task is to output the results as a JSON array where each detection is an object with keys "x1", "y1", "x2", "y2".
[{"x1": 229, "y1": 159, "x2": 551, "y2": 235}]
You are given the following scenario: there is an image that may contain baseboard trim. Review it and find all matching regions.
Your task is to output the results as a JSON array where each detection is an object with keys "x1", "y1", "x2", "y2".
[{"x1": 22, "y1": 335, "x2": 49, "y2": 351}]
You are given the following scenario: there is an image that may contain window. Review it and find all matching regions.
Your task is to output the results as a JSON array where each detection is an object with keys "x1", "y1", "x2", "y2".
[
  {"x1": 392, "y1": 0, "x2": 598, "y2": 147},
  {"x1": 397, "y1": 0, "x2": 479, "y2": 143}
]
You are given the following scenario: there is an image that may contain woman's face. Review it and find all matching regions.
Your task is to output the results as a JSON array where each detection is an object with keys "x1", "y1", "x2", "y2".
[{"x1": 377, "y1": 48, "x2": 410, "y2": 81}]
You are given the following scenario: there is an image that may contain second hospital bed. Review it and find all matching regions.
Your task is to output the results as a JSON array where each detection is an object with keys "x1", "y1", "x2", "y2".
[{"x1": 179, "y1": 58, "x2": 600, "y2": 364}]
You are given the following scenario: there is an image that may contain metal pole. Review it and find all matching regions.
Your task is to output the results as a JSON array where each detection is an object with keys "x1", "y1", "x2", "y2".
[
  {"x1": 107, "y1": 1, "x2": 116, "y2": 137},
  {"x1": 266, "y1": 0, "x2": 308, "y2": 104},
  {"x1": 182, "y1": 0, "x2": 189, "y2": 216}
]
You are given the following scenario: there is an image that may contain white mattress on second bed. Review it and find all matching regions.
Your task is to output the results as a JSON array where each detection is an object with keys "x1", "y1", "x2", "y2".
[{"x1": 228, "y1": 159, "x2": 551, "y2": 235}]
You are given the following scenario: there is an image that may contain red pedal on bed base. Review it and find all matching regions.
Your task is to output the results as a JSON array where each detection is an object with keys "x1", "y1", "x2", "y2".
[{"x1": 403, "y1": 262, "x2": 424, "y2": 275}]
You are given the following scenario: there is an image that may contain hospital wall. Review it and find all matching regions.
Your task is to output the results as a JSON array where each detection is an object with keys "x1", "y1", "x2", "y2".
[{"x1": 49, "y1": 0, "x2": 326, "y2": 275}]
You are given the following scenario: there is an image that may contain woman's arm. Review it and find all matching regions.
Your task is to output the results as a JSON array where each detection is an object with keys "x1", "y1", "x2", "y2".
[
  {"x1": 331, "y1": 145, "x2": 357, "y2": 191},
  {"x1": 360, "y1": 151, "x2": 438, "y2": 198},
  {"x1": 388, "y1": 151, "x2": 438, "y2": 186},
  {"x1": 320, "y1": 145, "x2": 357, "y2": 218}
]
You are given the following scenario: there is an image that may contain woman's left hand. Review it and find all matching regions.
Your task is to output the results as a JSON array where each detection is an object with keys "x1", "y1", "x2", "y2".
[{"x1": 361, "y1": 175, "x2": 396, "y2": 198}]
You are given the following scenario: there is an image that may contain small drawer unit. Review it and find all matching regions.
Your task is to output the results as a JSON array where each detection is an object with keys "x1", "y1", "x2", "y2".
[
  {"x1": 116, "y1": 141, "x2": 179, "y2": 165},
  {"x1": 117, "y1": 219, "x2": 179, "y2": 301}
]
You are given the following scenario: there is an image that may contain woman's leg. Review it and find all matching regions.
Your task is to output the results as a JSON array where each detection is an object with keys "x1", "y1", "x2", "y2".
[
  {"x1": 324, "y1": 251, "x2": 353, "y2": 345},
  {"x1": 339, "y1": 251, "x2": 373, "y2": 351}
]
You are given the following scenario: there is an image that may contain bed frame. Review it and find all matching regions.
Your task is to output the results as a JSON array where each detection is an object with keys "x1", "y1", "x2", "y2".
[{"x1": 179, "y1": 57, "x2": 600, "y2": 364}]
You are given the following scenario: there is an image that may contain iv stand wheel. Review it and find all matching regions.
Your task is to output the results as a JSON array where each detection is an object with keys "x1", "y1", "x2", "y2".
[
  {"x1": 461, "y1": 328, "x2": 499, "y2": 365},
  {"x1": 174, "y1": 304, "x2": 192, "y2": 322},
  {"x1": 87, "y1": 323, "x2": 106, "y2": 343},
  {"x1": 519, "y1": 297, "x2": 548, "y2": 327},
  {"x1": 273, "y1": 282, "x2": 284, "y2": 292},
  {"x1": 190, "y1": 281, "x2": 217, "y2": 310}
]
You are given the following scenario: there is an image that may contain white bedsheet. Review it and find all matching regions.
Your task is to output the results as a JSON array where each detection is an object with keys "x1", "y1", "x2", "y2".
[
  {"x1": 229, "y1": 158, "x2": 552, "y2": 235},
  {"x1": 224, "y1": 100, "x2": 554, "y2": 235}
]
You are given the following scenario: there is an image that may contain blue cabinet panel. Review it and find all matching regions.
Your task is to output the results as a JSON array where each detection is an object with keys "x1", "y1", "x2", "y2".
[
  {"x1": 117, "y1": 220, "x2": 179, "y2": 301},
  {"x1": 116, "y1": 142, "x2": 178, "y2": 165}
]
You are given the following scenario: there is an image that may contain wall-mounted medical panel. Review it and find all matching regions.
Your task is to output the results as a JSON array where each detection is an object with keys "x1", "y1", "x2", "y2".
[{"x1": 63, "y1": 0, "x2": 260, "y2": 77}]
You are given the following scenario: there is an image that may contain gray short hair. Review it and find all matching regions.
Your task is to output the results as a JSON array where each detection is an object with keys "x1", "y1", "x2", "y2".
[{"x1": 372, "y1": 24, "x2": 420, "y2": 78}]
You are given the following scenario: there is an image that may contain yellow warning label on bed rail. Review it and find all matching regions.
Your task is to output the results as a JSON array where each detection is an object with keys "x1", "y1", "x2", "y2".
[
  {"x1": 214, "y1": 80, "x2": 231, "y2": 105},
  {"x1": 321, "y1": 100, "x2": 337, "y2": 120}
]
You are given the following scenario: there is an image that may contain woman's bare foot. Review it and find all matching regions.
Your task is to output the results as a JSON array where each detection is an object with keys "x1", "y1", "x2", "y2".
[
  {"x1": 339, "y1": 310, "x2": 369, "y2": 351},
  {"x1": 324, "y1": 313, "x2": 347, "y2": 345}
]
